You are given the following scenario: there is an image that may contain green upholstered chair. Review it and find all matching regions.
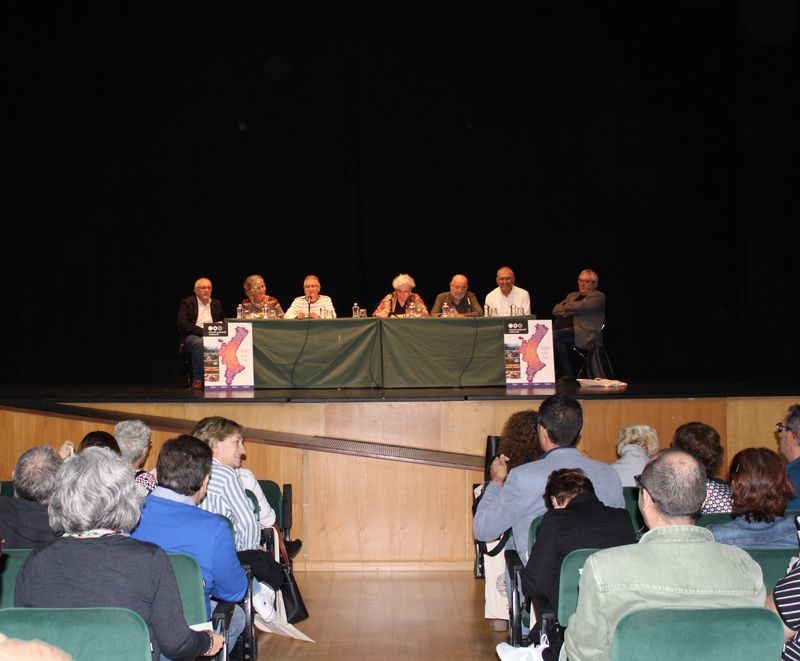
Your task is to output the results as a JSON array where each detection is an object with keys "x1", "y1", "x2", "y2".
[
  {"x1": 611, "y1": 606, "x2": 784, "y2": 661},
  {"x1": 0, "y1": 607, "x2": 151, "y2": 661},
  {"x1": 0, "y1": 547, "x2": 33, "y2": 609},
  {"x1": 621, "y1": 486, "x2": 644, "y2": 535},
  {"x1": 0, "y1": 480, "x2": 14, "y2": 497},
  {"x1": 742, "y1": 546, "x2": 799, "y2": 591},
  {"x1": 167, "y1": 552, "x2": 257, "y2": 661},
  {"x1": 557, "y1": 547, "x2": 599, "y2": 627}
]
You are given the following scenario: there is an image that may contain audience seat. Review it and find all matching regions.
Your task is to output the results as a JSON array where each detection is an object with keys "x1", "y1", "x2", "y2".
[
  {"x1": 0, "y1": 606, "x2": 151, "y2": 661},
  {"x1": 0, "y1": 547, "x2": 33, "y2": 609},
  {"x1": 742, "y1": 546, "x2": 799, "y2": 592},
  {"x1": 611, "y1": 606, "x2": 784, "y2": 661},
  {"x1": 621, "y1": 487, "x2": 644, "y2": 535}
]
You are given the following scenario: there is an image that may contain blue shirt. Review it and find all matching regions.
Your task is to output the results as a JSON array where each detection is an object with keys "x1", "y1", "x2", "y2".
[
  {"x1": 132, "y1": 487, "x2": 247, "y2": 616},
  {"x1": 787, "y1": 457, "x2": 800, "y2": 510},
  {"x1": 706, "y1": 515, "x2": 799, "y2": 549}
]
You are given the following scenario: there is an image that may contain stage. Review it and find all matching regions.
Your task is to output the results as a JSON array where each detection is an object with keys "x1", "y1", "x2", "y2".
[{"x1": 1, "y1": 377, "x2": 797, "y2": 570}]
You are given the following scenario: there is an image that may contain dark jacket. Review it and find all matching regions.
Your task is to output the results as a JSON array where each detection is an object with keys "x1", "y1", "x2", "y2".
[
  {"x1": 521, "y1": 490, "x2": 636, "y2": 613},
  {"x1": 176, "y1": 296, "x2": 225, "y2": 342},
  {"x1": 0, "y1": 495, "x2": 57, "y2": 548}
]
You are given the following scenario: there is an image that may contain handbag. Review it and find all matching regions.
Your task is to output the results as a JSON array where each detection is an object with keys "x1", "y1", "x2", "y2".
[{"x1": 275, "y1": 532, "x2": 309, "y2": 624}]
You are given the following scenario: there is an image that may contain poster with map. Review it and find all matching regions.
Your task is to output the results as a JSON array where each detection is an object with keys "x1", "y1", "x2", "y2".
[
  {"x1": 504, "y1": 318, "x2": 556, "y2": 386},
  {"x1": 203, "y1": 322, "x2": 254, "y2": 390}
]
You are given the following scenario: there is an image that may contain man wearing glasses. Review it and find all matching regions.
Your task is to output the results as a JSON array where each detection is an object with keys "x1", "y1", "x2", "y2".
[
  {"x1": 430, "y1": 274, "x2": 484, "y2": 317},
  {"x1": 560, "y1": 449, "x2": 765, "y2": 661},
  {"x1": 552, "y1": 268, "x2": 606, "y2": 384},
  {"x1": 777, "y1": 404, "x2": 800, "y2": 510}
]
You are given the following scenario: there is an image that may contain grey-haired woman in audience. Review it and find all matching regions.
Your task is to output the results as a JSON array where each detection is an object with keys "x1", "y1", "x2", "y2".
[
  {"x1": 15, "y1": 447, "x2": 222, "y2": 661},
  {"x1": 611, "y1": 424, "x2": 660, "y2": 487}
]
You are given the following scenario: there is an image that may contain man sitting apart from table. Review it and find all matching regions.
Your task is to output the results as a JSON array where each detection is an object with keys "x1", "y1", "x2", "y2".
[
  {"x1": 0, "y1": 446, "x2": 61, "y2": 548},
  {"x1": 525, "y1": 449, "x2": 765, "y2": 661},
  {"x1": 430, "y1": 274, "x2": 484, "y2": 317},
  {"x1": 131, "y1": 435, "x2": 251, "y2": 650},
  {"x1": 177, "y1": 276, "x2": 225, "y2": 389}
]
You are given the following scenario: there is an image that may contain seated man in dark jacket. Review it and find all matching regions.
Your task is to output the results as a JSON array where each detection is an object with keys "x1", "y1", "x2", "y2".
[
  {"x1": 521, "y1": 468, "x2": 636, "y2": 629},
  {"x1": 0, "y1": 445, "x2": 62, "y2": 548}
]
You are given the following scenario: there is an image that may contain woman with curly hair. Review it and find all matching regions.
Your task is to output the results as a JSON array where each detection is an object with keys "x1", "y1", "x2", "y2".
[
  {"x1": 671, "y1": 421, "x2": 733, "y2": 513},
  {"x1": 705, "y1": 447, "x2": 797, "y2": 548},
  {"x1": 497, "y1": 410, "x2": 543, "y2": 470}
]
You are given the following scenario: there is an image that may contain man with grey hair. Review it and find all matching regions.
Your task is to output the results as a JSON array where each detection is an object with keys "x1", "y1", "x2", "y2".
[
  {"x1": 0, "y1": 446, "x2": 61, "y2": 547},
  {"x1": 114, "y1": 419, "x2": 157, "y2": 494},
  {"x1": 497, "y1": 449, "x2": 766, "y2": 661}
]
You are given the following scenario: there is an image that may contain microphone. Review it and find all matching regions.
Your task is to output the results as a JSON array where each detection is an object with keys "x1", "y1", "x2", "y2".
[{"x1": 306, "y1": 295, "x2": 312, "y2": 316}]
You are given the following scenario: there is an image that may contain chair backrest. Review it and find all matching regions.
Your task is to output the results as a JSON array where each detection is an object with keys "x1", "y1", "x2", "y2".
[
  {"x1": 258, "y1": 479, "x2": 283, "y2": 529},
  {"x1": 698, "y1": 510, "x2": 800, "y2": 529},
  {"x1": 557, "y1": 548, "x2": 599, "y2": 625},
  {"x1": 743, "y1": 547, "x2": 799, "y2": 591},
  {"x1": 167, "y1": 552, "x2": 208, "y2": 626},
  {"x1": 0, "y1": 480, "x2": 14, "y2": 497},
  {"x1": 611, "y1": 606, "x2": 784, "y2": 661},
  {"x1": 526, "y1": 514, "x2": 545, "y2": 556},
  {"x1": 621, "y1": 487, "x2": 644, "y2": 534},
  {"x1": 0, "y1": 547, "x2": 33, "y2": 609},
  {"x1": 0, "y1": 607, "x2": 152, "y2": 661}
]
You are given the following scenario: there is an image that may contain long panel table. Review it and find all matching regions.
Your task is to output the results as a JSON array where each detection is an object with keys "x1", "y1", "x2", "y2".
[{"x1": 244, "y1": 317, "x2": 525, "y2": 388}]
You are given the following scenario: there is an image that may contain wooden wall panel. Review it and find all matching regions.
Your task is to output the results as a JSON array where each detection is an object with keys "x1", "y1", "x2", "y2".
[{"x1": 3, "y1": 394, "x2": 798, "y2": 570}]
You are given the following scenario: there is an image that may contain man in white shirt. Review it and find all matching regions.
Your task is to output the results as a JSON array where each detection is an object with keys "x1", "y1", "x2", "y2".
[{"x1": 484, "y1": 266, "x2": 531, "y2": 317}]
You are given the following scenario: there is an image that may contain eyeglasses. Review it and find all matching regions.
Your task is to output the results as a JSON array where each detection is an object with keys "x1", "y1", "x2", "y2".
[
  {"x1": 578, "y1": 279, "x2": 596, "y2": 285},
  {"x1": 634, "y1": 474, "x2": 644, "y2": 489},
  {"x1": 777, "y1": 422, "x2": 789, "y2": 433},
  {"x1": 451, "y1": 284, "x2": 467, "y2": 290}
]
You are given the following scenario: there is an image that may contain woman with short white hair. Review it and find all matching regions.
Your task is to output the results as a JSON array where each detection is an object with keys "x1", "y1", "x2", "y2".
[
  {"x1": 611, "y1": 424, "x2": 660, "y2": 487},
  {"x1": 15, "y1": 447, "x2": 222, "y2": 660},
  {"x1": 373, "y1": 273, "x2": 429, "y2": 317}
]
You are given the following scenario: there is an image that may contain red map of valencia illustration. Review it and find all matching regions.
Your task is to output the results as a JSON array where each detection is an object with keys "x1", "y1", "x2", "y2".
[
  {"x1": 518, "y1": 323, "x2": 550, "y2": 383},
  {"x1": 217, "y1": 326, "x2": 249, "y2": 386}
]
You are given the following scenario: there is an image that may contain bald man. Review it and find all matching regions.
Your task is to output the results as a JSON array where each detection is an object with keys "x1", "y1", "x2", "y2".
[
  {"x1": 484, "y1": 266, "x2": 531, "y2": 317},
  {"x1": 177, "y1": 277, "x2": 226, "y2": 389},
  {"x1": 430, "y1": 274, "x2": 484, "y2": 317}
]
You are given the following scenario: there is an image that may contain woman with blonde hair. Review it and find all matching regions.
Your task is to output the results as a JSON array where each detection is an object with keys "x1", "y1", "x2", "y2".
[{"x1": 611, "y1": 424, "x2": 660, "y2": 487}]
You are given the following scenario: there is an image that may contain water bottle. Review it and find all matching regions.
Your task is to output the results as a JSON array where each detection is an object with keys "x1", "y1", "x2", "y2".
[
  {"x1": 352, "y1": 303, "x2": 360, "y2": 318},
  {"x1": 408, "y1": 301, "x2": 417, "y2": 318},
  {"x1": 441, "y1": 302, "x2": 450, "y2": 318},
  {"x1": 236, "y1": 304, "x2": 244, "y2": 319}
]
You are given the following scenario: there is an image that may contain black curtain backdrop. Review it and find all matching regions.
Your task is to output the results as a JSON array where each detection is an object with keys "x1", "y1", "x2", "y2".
[{"x1": 3, "y1": 1, "x2": 798, "y2": 385}]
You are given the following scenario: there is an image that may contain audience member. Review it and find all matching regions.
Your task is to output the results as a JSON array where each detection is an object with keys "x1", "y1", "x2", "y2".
[
  {"x1": 777, "y1": 403, "x2": 800, "y2": 510},
  {"x1": 241, "y1": 274, "x2": 284, "y2": 318},
  {"x1": 0, "y1": 446, "x2": 61, "y2": 548},
  {"x1": 373, "y1": 273, "x2": 429, "y2": 317},
  {"x1": 430, "y1": 274, "x2": 483, "y2": 317},
  {"x1": 671, "y1": 421, "x2": 733, "y2": 513},
  {"x1": 497, "y1": 410, "x2": 544, "y2": 471},
  {"x1": 115, "y1": 419, "x2": 157, "y2": 495},
  {"x1": 77, "y1": 430, "x2": 120, "y2": 454},
  {"x1": 552, "y1": 269, "x2": 605, "y2": 382},
  {"x1": 766, "y1": 559, "x2": 800, "y2": 657},
  {"x1": 484, "y1": 266, "x2": 531, "y2": 317},
  {"x1": 15, "y1": 447, "x2": 223, "y2": 660},
  {"x1": 283, "y1": 274, "x2": 337, "y2": 319},
  {"x1": 131, "y1": 435, "x2": 251, "y2": 647},
  {"x1": 192, "y1": 416, "x2": 284, "y2": 628},
  {"x1": 521, "y1": 469, "x2": 636, "y2": 638},
  {"x1": 611, "y1": 424, "x2": 660, "y2": 487},
  {"x1": 508, "y1": 449, "x2": 765, "y2": 661},
  {"x1": 0, "y1": 634, "x2": 71, "y2": 661},
  {"x1": 473, "y1": 395, "x2": 624, "y2": 564},
  {"x1": 177, "y1": 276, "x2": 225, "y2": 389},
  {"x1": 705, "y1": 447, "x2": 798, "y2": 548}
]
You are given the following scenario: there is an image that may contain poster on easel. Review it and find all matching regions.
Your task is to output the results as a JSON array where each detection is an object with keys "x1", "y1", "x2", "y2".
[
  {"x1": 203, "y1": 322, "x2": 254, "y2": 390},
  {"x1": 504, "y1": 318, "x2": 556, "y2": 386}
]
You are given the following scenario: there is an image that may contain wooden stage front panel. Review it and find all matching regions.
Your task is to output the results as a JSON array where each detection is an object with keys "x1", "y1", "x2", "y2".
[{"x1": 1, "y1": 394, "x2": 796, "y2": 570}]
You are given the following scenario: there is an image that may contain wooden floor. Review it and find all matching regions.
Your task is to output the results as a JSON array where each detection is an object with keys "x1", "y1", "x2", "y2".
[{"x1": 256, "y1": 570, "x2": 507, "y2": 660}]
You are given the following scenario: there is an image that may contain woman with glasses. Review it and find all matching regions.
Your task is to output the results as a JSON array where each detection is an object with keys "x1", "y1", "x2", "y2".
[
  {"x1": 704, "y1": 447, "x2": 798, "y2": 548},
  {"x1": 777, "y1": 404, "x2": 800, "y2": 510}
]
